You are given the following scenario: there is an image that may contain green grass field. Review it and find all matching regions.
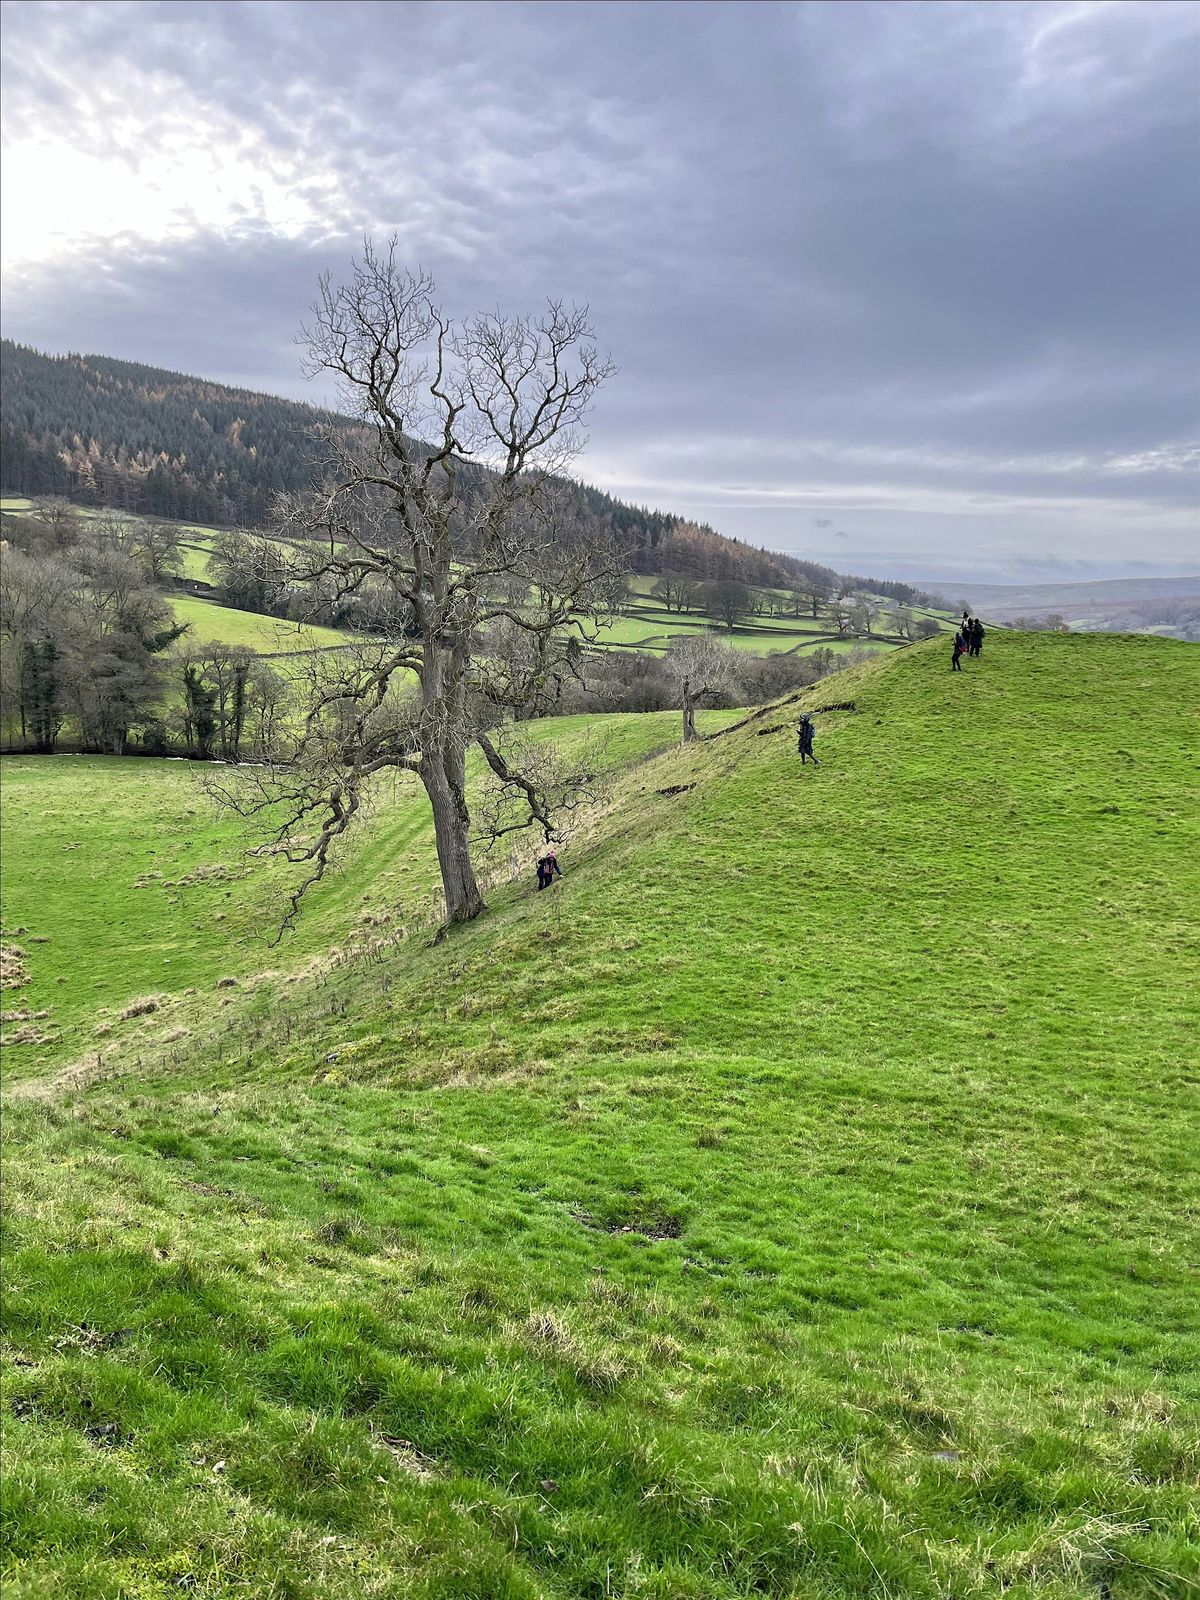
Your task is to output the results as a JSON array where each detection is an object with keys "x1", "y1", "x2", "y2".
[
  {"x1": 591, "y1": 614, "x2": 889, "y2": 658},
  {"x1": 1, "y1": 499, "x2": 225, "y2": 547},
  {"x1": 168, "y1": 595, "x2": 351, "y2": 654},
  {"x1": 0, "y1": 712, "x2": 737, "y2": 1070},
  {"x1": 175, "y1": 543, "x2": 214, "y2": 583},
  {"x1": 595, "y1": 595, "x2": 920, "y2": 658},
  {"x1": 2, "y1": 634, "x2": 1197, "y2": 1599}
]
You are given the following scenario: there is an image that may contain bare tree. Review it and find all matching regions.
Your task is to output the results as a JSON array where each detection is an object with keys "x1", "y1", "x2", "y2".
[
  {"x1": 665, "y1": 634, "x2": 739, "y2": 742},
  {"x1": 1011, "y1": 613, "x2": 1069, "y2": 632},
  {"x1": 704, "y1": 579, "x2": 751, "y2": 633},
  {"x1": 0, "y1": 549, "x2": 63, "y2": 746},
  {"x1": 806, "y1": 574, "x2": 833, "y2": 619},
  {"x1": 133, "y1": 521, "x2": 184, "y2": 583},
  {"x1": 173, "y1": 645, "x2": 257, "y2": 760},
  {"x1": 470, "y1": 725, "x2": 608, "y2": 851},
  {"x1": 31, "y1": 497, "x2": 81, "y2": 552},
  {"x1": 889, "y1": 605, "x2": 915, "y2": 639},
  {"x1": 789, "y1": 571, "x2": 832, "y2": 620},
  {"x1": 218, "y1": 243, "x2": 623, "y2": 931},
  {"x1": 650, "y1": 571, "x2": 697, "y2": 614},
  {"x1": 90, "y1": 511, "x2": 142, "y2": 560},
  {"x1": 828, "y1": 599, "x2": 855, "y2": 635}
]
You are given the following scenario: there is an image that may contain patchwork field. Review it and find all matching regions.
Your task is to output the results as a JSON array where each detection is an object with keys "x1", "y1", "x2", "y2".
[
  {"x1": 167, "y1": 594, "x2": 351, "y2": 654},
  {"x1": 3, "y1": 500, "x2": 950, "y2": 666},
  {"x1": 1, "y1": 633, "x2": 1197, "y2": 1599}
]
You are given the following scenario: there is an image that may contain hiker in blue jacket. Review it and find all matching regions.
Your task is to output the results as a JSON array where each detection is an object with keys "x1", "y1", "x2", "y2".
[{"x1": 797, "y1": 714, "x2": 820, "y2": 765}]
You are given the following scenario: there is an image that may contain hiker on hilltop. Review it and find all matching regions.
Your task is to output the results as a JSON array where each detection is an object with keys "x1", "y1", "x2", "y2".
[
  {"x1": 970, "y1": 618, "x2": 985, "y2": 657},
  {"x1": 951, "y1": 632, "x2": 966, "y2": 672},
  {"x1": 536, "y1": 847, "x2": 563, "y2": 890},
  {"x1": 797, "y1": 713, "x2": 820, "y2": 765}
]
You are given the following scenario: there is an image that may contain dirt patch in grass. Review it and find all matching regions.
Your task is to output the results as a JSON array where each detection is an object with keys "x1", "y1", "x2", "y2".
[
  {"x1": 2, "y1": 1022, "x2": 59, "y2": 1046},
  {"x1": 1, "y1": 944, "x2": 30, "y2": 989},
  {"x1": 371, "y1": 1431, "x2": 439, "y2": 1480},
  {"x1": 120, "y1": 995, "x2": 164, "y2": 1020},
  {"x1": 576, "y1": 1203, "x2": 686, "y2": 1241}
]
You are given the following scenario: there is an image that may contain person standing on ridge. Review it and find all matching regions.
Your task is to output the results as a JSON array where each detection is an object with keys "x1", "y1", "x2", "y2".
[
  {"x1": 536, "y1": 847, "x2": 563, "y2": 890},
  {"x1": 951, "y1": 632, "x2": 966, "y2": 672},
  {"x1": 971, "y1": 618, "x2": 985, "y2": 657},
  {"x1": 797, "y1": 713, "x2": 820, "y2": 764}
]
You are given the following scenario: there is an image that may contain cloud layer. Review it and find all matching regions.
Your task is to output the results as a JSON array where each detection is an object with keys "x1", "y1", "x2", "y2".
[{"x1": 2, "y1": 0, "x2": 1197, "y2": 579}]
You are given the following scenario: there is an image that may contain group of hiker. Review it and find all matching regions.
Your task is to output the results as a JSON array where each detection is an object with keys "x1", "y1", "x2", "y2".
[
  {"x1": 951, "y1": 611, "x2": 985, "y2": 671},
  {"x1": 537, "y1": 613, "x2": 987, "y2": 889}
]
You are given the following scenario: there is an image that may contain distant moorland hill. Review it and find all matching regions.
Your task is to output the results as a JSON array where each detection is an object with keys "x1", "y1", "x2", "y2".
[{"x1": 957, "y1": 576, "x2": 1200, "y2": 641}]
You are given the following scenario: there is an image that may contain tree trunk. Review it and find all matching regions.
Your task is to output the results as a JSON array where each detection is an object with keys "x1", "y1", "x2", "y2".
[
  {"x1": 682, "y1": 683, "x2": 698, "y2": 743},
  {"x1": 422, "y1": 746, "x2": 485, "y2": 924},
  {"x1": 416, "y1": 629, "x2": 486, "y2": 926}
]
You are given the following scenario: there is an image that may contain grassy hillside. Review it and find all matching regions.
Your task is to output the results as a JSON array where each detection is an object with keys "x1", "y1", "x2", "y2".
[
  {"x1": 0, "y1": 712, "x2": 733, "y2": 1070},
  {"x1": 168, "y1": 595, "x2": 351, "y2": 654},
  {"x1": 2, "y1": 634, "x2": 1198, "y2": 1599}
]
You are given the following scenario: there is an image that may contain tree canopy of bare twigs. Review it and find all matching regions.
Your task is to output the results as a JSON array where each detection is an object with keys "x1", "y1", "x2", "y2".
[
  {"x1": 665, "y1": 633, "x2": 740, "y2": 742},
  {"x1": 217, "y1": 241, "x2": 624, "y2": 933}
]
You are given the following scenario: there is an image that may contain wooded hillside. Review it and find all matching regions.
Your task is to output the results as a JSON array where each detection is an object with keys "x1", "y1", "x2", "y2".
[{"x1": 0, "y1": 341, "x2": 930, "y2": 602}]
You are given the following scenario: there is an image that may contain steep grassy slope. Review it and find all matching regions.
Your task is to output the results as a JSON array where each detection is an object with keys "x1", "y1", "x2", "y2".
[
  {"x1": 2, "y1": 635, "x2": 1198, "y2": 1600},
  {"x1": 1, "y1": 712, "x2": 732, "y2": 1073}
]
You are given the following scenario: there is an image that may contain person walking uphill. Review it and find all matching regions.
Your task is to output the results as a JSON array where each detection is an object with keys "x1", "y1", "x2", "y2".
[
  {"x1": 797, "y1": 713, "x2": 820, "y2": 764},
  {"x1": 951, "y1": 631, "x2": 966, "y2": 672},
  {"x1": 536, "y1": 847, "x2": 563, "y2": 890}
]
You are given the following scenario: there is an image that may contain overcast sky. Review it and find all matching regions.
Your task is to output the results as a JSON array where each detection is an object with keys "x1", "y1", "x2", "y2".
[{"x1": 2, "y1": 0, "x2": 1197, "y2": 582}]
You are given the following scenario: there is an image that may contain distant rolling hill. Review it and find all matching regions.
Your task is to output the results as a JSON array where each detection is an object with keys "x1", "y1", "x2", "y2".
[
  {"x1": 958, "y1": 576, "x2": 1200, "y2": 641},
  {"x1": 959, "y1": 575, "x2": 1198, "y2": 609}
]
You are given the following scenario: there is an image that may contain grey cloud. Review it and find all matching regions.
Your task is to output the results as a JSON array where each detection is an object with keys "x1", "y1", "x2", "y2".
[{"x1": 1, "y1": 0, "x2": 1197, "y2": 580}]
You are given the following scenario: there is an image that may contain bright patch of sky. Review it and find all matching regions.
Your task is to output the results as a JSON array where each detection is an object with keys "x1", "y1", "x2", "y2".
[{"x1": 2, "y1": 0, "x2": 1197, "y2": 581}]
